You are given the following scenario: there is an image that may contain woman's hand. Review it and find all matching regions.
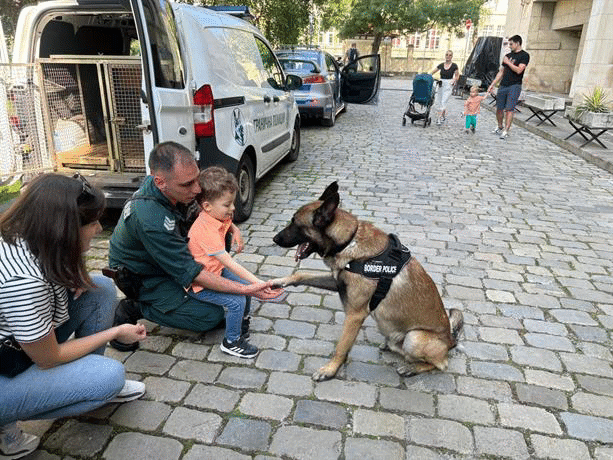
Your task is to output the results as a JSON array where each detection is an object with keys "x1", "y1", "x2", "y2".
[
  {"x1": 71, "y1": 287, "x2": 87, "y2": 300},
  {"x1": 116, "y1": 323, "x2": 147, "y2": 345}
]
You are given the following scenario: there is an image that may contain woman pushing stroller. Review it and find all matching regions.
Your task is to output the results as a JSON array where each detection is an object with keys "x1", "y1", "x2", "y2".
[{"x1": 431, "y1": 50, "x2": 459, "y2": 125}]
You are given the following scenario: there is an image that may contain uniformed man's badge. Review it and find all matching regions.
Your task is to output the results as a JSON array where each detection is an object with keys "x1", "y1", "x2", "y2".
[
  {"x1": 123, "y1": 200, "x2": 131, "y2": 218},
  {"x1": 233, "y1": 108, "x2": 245, "y2": 146},
  {"x1": 163, "y1": 216, "x2": 175, "y2": 231}
]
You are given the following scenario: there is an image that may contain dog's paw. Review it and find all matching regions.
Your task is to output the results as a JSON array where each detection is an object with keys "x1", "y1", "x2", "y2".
[
  {"x1": 396, "y1": 364, "x2": 418, "y2": 377},
  {"x1": 312, "y1": 366, "x2": 337, "y2": 382},
  {"x1": 269, "y1": 277, "x2": 288, "y2": 288},
  {"x1": 379, "y1": 340, "x2": 390, "y2": 351}
]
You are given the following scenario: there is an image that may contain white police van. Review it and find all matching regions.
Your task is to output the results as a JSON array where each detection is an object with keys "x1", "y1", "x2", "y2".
[{"x1": 5, "y1": 1, "x2": 302, "y2": 221}]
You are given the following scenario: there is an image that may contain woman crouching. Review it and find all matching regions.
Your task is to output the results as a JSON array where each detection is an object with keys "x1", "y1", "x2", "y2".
[{"x1": 0, "y1": 173, "x2": 146, "y2": 459}]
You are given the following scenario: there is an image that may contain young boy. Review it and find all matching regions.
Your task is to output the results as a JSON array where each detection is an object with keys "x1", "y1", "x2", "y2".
[
  {"x1": 187, "y1": 166, "x2": 283, "y2": 358},
  {"x1": 463, "y1": 85, "x2": 487, "y2": 134}
]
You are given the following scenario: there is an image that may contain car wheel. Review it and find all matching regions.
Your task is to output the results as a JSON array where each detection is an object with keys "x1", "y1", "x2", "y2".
[
  {"x1": 322, "y1": 102, "x2": 336, "y2": 127},
  {"x1": 233, "y1": 155, "x2": 255, "y2": 223}
]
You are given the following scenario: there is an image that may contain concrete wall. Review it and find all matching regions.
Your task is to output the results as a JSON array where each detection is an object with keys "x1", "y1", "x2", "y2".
[
  {"x1": 569, "y1": 0, "x2": 613, "y2": 103},
  {"x1": 505, "y1": 0, "x2": 613, "y2": 102},
  {"x1": 524, "y1": 2, "x2": 581, "y2": 93}
]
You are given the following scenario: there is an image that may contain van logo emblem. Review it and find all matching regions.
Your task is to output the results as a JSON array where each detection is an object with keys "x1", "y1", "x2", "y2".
[{"x1": 233, "y1": 108, "x2": 245, "y2": 146}]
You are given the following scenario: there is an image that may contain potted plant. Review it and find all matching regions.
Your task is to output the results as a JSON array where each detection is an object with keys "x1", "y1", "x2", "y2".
[{"x1": 565, "y1": 86, "x2": 613, "y2": 128}]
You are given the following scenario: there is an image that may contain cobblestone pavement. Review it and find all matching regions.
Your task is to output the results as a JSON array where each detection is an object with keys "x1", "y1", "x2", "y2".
[{"x1": 21, "y1": 78, "x2": 613, "y2": 460}]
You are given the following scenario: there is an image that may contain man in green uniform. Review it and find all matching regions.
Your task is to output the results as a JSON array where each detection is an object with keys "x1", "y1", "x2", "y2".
[{"x1": 109, "y1": 142, "x2": 277, "y2": 348}]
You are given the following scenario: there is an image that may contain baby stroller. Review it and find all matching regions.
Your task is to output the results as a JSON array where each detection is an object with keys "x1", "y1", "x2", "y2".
[{"x1": 402, "y1": 73, "x2": 436, "y2": 127}]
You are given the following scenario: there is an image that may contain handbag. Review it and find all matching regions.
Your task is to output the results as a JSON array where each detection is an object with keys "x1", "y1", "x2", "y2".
[{"x1": 0, "y1": 336, "x2": 33, "y2": 377}]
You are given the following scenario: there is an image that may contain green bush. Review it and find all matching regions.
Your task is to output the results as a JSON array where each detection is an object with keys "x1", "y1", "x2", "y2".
[{"x1": 0, "y1": 179, "x2": 22, "y2": 204}]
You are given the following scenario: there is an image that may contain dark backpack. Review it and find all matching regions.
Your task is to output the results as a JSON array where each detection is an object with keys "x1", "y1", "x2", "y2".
[{"x1": 348, "y1": 48, "x2": 358, "y2": 62}]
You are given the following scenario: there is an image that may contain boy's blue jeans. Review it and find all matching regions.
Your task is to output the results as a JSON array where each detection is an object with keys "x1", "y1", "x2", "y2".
[
  {"x1": 189, "y1": 269, "x2": 250, "y2": 342},
  {"x1": 0, "y1": 276, "x2": 125, "y2": 425}
]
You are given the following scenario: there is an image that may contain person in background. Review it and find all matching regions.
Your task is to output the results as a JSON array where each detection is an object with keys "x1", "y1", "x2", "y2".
[
  {"x1": 463, "y1": 85, "x2": 488, "y2": 134},
  {"x1": 0, "y1": 173, "x2": 146, "y2": 460},
  {"x1": 344, "y1": 42, "x2": 359, "y2": 66},
  {"x1": 431, "y1": 50, "x2": 459, "y2": 125},
  {"x1": 488, "y1": 35, "x2": 530, "y2": 140}
]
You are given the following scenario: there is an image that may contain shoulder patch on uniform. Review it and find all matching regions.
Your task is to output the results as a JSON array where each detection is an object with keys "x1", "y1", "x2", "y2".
[
  {"x1": 163, "y1": 216, "x2": 176, "y2": 231},
  {"x1": 123, "y1": 200, "x2": 132, "y2": 218}
]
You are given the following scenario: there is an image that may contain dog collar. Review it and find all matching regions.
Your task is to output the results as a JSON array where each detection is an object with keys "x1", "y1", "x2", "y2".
[
  {"x1": 345, "y1": 233, "x2": 411, "y2": 311},
  {"x1": 326, "y1": 225, "x2": 358, "y2": 257}
]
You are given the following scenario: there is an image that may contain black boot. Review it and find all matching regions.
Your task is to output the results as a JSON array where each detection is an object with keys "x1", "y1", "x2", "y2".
[{"x1": 110, "y1": 299, "x2": 142, "y2": 352}]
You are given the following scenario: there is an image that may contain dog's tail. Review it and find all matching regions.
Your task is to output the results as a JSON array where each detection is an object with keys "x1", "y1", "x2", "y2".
[{"x1": 448, "y1": 308, "x2": 464, "y2": 348}]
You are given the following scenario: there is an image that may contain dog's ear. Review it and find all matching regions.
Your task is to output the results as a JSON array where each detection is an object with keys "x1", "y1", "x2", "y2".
[
  {"x1": 319, "y1": 181, "x2": 339, "y2": 202},
  {"x1": 313, "y1": 189, "x2": 339, "y2": 229}
]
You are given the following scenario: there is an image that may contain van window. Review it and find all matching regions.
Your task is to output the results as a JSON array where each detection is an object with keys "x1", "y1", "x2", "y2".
[
  {"x1": 255, "y1": 38, "x2": 284, "y2": 90},
  {"x1": 223, "y1": 28, "x2": 261, "y2": 87},
  {"x1": 203, "y1": 28, "x2": 250, "y2": 87},
  {"x1": 141, "y1": 0, "x2": 184, "y2": 89}
]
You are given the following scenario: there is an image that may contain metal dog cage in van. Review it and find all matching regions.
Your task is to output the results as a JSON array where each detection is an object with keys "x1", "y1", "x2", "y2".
[
  {"x1": 0, "y1": 62, "x2": 50, "y2": 179},
  {"x1": 38, "y1": 56, "x2": 144, "y2": 173}
]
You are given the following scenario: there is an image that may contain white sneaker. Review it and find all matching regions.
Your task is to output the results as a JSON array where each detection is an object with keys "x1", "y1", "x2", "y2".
[
  {"x1": 499, "y1": 130, "x2": 508, "y2": 139},
  {"x1": 110, "y1": 380, "x2": 145, "y2": 403},
  {"x1": 0, "y1": 422, "x2": 39, "y2": 460},
  {"x1": 492, "y1": 126, "x2": 503, "y2": 135},
  {"x1": 436, "y1": 117, "x2": 442, "y2": 126}
]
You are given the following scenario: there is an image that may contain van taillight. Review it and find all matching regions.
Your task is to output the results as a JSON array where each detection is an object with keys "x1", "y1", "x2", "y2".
[{"x1": 193, "y1": 85, "x2": 214, "y2": 137}]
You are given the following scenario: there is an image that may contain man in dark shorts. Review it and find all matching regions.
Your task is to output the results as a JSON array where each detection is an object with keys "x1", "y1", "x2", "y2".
[{"x1": 487, "y1": 35, "x2": 530, "y2": 140}]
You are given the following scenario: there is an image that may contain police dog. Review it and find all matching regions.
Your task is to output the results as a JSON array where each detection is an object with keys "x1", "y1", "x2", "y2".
[{"x1": 272, "y1": 182, "x2": 463, "y2": 381}]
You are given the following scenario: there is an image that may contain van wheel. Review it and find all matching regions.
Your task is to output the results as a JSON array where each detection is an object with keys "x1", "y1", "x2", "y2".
[
  {"x1": 286, "y1": 119, "x2": 300, "y2": 162},
  {"x1": 234, "y1": 156, "x2": 255, "y2": 223}
]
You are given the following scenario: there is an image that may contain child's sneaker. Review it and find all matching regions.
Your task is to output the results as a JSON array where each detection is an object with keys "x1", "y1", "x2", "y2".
[
  {"x1": 470, "y1": 126, "x2": 475, "y2": 134},
  {"x1": 0, "y1": 422, "x2": 39, "y2": 459},
  {"x1": 465, "y1": 129, "x2": 470, "y2": 134},
  {"x1": 492, "y1": 126, "x2": 503, "y2": 135},
  {"x1": 436, "y1": 117, "x2": 442, "y2": 126},
  {"x1": 499, "y1": 130, "x2": 508, "y2": 139},
  {"x1": 220, "y1": 337, "x2": 258, "y2": 358}
]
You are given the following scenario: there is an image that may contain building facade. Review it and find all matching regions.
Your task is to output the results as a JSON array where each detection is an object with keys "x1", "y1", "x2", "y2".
[
  {"x1": 316, "y1": 0, "x2": 509, "y2": 76},
  {"x1": 506, "y1": 0, "x2": 613, "y2": 102}
]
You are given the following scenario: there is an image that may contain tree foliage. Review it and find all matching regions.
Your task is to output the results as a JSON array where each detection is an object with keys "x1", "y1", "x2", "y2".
[
  {"x1": 336, "y1": 0, "x2": 485, "y2": 54},
  {"x1": 190, "y1": 0, "x2": 326, "y2": 47}
]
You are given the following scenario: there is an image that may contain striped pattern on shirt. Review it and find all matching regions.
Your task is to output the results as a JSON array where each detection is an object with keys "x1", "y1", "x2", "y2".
[{"x1": 0, "y1": 238, "x2": 69, "y2": 343}]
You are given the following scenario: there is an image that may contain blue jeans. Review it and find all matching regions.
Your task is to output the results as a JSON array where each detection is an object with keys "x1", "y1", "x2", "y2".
[
  {"x1": 189, "y1": 269, "x2": 250, "y2": 342},
  {"x1": 0, "y1": 275, "x2": 125, "y2": 425}
]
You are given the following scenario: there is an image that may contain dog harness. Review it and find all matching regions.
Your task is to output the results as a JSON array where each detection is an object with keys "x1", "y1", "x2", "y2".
[{"x1": 345, "y1": 234, "x2": 412, "y2": 311}]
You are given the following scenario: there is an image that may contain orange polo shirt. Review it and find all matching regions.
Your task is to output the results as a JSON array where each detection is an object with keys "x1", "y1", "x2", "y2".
[{"x1": 187, "y1": 210, "x2": 232, "y2": 293}]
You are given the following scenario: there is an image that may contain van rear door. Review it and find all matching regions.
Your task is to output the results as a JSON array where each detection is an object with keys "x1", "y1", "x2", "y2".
[{"x1": 127, "y1": 0, "x2": 193, "y2": 171}]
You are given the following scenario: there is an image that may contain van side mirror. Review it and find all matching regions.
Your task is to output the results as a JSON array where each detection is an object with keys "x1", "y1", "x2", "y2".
[{"x1": 285, "y1": 74, "x2": 302, "y2": 91}]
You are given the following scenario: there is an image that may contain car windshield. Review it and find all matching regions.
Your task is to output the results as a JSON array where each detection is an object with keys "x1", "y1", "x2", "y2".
[
  {"x1": 277, "y1": 50, "x2": 320, "y2": 63},
  {"x1": 278, "y1": 59, "x2": 318, "y2": 73}
]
